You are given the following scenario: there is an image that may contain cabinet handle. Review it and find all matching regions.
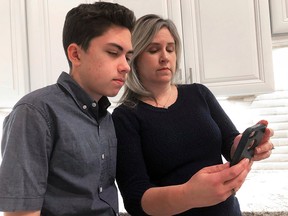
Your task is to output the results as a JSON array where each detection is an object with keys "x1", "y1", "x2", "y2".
[
  {"x1": 176, "y1": 69, "x2": 182, "y2": 83},
  {"x1": 188, "y1": 68, "x2": 193, "y2": 84},
  {"x1": 173, "y1": 69, "x2": 182, "y2": 84}
]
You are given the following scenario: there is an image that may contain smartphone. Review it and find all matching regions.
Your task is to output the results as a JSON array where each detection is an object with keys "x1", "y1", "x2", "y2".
[{"x1": 230, "y1": 123, "x2": 267, "y2": 166}]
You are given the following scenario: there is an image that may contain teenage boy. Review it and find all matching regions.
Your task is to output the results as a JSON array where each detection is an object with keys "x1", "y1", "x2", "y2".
[{"x1": 0, "y1": 2, "x2": 135, "y2": 216}]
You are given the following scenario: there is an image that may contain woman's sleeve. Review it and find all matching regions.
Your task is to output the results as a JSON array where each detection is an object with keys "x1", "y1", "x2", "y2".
[
  {"x1": 197, "y1": 84, "x2": 240, "y2": 161},
  {"x1": 112, "y1": 107, "x2": 153, "y2": 215}
]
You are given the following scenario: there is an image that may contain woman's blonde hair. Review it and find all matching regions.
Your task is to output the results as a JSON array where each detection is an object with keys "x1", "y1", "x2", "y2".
[{"x1": 120, "y1": 14, "x2": 181, "y2": 107}]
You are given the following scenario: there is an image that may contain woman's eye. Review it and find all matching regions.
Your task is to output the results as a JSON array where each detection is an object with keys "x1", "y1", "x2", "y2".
[
  {"x1": 148, "y1": 49, "x2": 158, "y2": 54},
  {"x1": 167, "y1": 47, "x2": 175, "y2": 53}
]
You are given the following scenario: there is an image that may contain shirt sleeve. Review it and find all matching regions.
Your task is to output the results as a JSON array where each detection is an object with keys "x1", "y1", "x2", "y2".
[
  {"x1": 112, "y1": 106, "x2": 153, "y2": 216},
  {"x1": 0, "y1": 104, "x2": 52, "y2": 211},
  {"x1": 197, "y1": 84, "x2": 240, "y2": 161}
]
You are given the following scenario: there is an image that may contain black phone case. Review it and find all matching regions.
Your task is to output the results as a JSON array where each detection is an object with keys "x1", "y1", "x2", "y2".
[{"x1": 230, "y1": 123, "x2": 267, "y2": 166}]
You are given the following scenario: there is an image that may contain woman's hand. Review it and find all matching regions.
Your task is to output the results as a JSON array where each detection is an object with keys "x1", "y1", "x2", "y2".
[
  {"x1": 141, "y1": 159, "x2": 251, "y2": 215},
  {"x1": 182, "y1": 158, "x2": 251, "y2": 208},
  {"x1": 252, "y1": 120, "x2": 274, "y2": 161},
  {"x1": 231, "y1": 120, "x2": 274, "y2": 162}
]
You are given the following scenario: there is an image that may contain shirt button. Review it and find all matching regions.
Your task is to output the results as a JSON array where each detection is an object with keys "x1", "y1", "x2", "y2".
[
  {"x1": 99, "y1": 186, "x2": 103, "y2": 193},
  {"x1": 82, "y1": 105, "x2": 87, "y2": 110},
  {"x1": 92, "y1": 102, "x2": 97, "y2": 107},
  {"x1": 101, "y1": 154, "x2": 105, "y2": 160}
]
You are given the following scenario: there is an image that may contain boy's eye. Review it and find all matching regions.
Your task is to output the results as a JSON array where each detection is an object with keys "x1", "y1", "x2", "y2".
[{"x1": 108, "y1": 50, "x2": 118, "y2": 56}]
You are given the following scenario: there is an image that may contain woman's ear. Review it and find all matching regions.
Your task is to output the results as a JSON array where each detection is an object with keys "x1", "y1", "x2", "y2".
[{"x1": 67, "y1": 43, "x2": 81, "y2": 66}]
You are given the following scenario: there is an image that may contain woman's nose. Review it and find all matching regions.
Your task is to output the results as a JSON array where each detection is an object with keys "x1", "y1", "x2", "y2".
[{"x1": 160, "y1": 51, "x2": 169, "y2": 63}]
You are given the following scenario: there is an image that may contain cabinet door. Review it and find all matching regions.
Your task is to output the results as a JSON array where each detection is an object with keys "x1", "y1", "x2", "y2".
[
  {"x1": 270, "y1": 0, "x2": 288, "y2": 35},
  {"x1": 0, "y1": 1, "x2": 29, "y2": 107},
  {"x1": 181, "y1": 0, "x2": 274, "y2": 96},
  {"x1": 26, "y1": 0, "x2": 95, "y2": 91}
]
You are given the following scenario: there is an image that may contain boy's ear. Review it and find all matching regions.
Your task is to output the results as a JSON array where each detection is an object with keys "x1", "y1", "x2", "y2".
[{"x1": 67, "y1": 43, "x2": 81, "y2": 66}]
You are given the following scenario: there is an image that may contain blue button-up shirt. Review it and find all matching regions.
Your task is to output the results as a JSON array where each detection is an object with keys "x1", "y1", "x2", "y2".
[{"x1": 0, "y1": 72, "x2": 118, "y2": 216}]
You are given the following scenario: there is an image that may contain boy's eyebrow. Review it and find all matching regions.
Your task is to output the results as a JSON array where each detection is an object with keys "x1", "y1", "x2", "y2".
[{"x1": 107, "y1": 43, "x2": 134, "y2": 55}]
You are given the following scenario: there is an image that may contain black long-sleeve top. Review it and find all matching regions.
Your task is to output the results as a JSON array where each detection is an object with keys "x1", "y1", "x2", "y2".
[{"x1": 112, "y1": 84, "x2": 242, "y2": 216}]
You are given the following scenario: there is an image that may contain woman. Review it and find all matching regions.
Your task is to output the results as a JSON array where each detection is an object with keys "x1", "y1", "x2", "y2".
[{"x1": 112, "y1": 14, "x2": 274, "y2": 216}]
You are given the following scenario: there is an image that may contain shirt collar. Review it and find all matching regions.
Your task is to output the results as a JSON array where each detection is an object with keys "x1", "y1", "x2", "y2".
[{"x1": 57, "y1": 72, "x2": 111, "y2": 121}]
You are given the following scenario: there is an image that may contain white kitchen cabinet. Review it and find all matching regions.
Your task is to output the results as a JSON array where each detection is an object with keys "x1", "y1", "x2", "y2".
[
  {"x1": 269, "y1": 0, "x2": 288, "y2": 47},
  {"x1": 181, "y1": 0, "x2": 275, "y2": 96},
  {"x1": 25, "y1": 0, "x2": 185, "y2": 95},
  {"x1": 26, "y1": 0, "x2": 96, "y2": 91},
  {"x1": 1, "y1": 0, "x2": 276, "y2": 108},
  {"x1": 0, "y1": 1, "x2": 29, "y2": 107},
  {"x1": 269, "y1": 0, "x2": 288, "y2": 35},
  {"x1": 109, "y1": 0, "x2": 275, "y2": 97}
]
